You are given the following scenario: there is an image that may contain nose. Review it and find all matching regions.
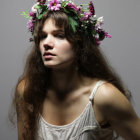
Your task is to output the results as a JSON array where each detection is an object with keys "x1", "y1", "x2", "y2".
[{"x1": 43, "y1": 35, "x2": 54, "y2": 50}]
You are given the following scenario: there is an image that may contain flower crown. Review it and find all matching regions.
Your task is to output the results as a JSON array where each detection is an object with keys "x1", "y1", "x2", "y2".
[{"x1": 21, "y1": 0, "x2": 112, "y2": 44}]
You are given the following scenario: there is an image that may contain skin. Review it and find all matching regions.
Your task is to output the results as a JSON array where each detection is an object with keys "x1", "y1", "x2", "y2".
[
  {"x1": 94, "y1": 83, "x2": 140, "y2": 140},
  {"x1": 17, "y1": 18, "x2": 140, "y2": 140},
  {"x1": 39, "y1": 18, "x2": 75, "y2": 70}
]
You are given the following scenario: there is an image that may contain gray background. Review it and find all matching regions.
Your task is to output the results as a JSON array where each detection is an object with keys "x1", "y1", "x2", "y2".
[{"x1": 0, "y1": 0, "x2": 140, "y2": 139}]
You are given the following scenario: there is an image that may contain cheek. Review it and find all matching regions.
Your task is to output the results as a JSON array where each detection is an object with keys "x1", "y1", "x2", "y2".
[
  {"x1": 59, "y1": 44, "x2": 75, "y2": 58},
  {"x1": 59, "y1": 43, "x2": 71, "y2": 53},
  {"x1": 39, "y1": 42, "x2": 43, "y2": 53}
]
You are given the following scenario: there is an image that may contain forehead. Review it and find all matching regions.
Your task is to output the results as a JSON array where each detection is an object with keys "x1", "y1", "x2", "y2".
[{"x1": 42, "y1": 18, "x2": 64, "y2": 32}]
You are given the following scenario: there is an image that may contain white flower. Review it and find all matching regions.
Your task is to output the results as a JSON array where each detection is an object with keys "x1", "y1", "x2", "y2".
[
  {"x1": 95, "y1": 16, "x2": 104, "y2": 29},
  {"x1": 97, "y1": 16, "x2": 104, "y2": 23},
  {"x1": 93, "y1": 15, "x2": 97, "y2": 18},
  {"x1": 31, "y1": 2, "x2": 39, "y2": 13}
]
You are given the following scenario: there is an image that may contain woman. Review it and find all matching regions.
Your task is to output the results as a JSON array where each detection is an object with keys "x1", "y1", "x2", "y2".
[{"x1": 10, "y1": 0, "x2": 140, "y2": 140}]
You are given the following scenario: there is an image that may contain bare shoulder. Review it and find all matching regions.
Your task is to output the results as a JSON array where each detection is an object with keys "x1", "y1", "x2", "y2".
[
  {"x1": 94, "y1": 82, "x2": 139, "y2": 122},
  {"x1": 16, "y1": 79, "x2": 26, "y2": 98},
  {"x1": 16, "y1": 79, "x2": 33, "y2": 112},
  {"x1": 94, "y1": 82, "x2": 130, "y2": 109},
  {"x1": 93, "y1": 83, "x2": 140, "y2": 139}
]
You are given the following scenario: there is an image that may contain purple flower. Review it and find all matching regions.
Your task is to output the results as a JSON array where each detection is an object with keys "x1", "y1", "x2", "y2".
[
  {"x1": 105, "y1": 32, "x2": 112, "y2": 38},
  {"x1": 27, "y1": 20, "x2": 35, "y2": 32},
  {"x1": 47, "y1": 0, "x2": 61, "y2": 11},
  {"x1": 77, "y1": 6, "x2": 82, "y2": 14},
  {"x1": 29, "y1": 38, "x2": 34, "y2": 42},
  {"x1": 29, "y1": 11, "x2": 36, "y2": 19},
  {"x1": 37, "y1": 0, "x2": 46, "y2": 5},
  {"x1": 95, "y1": 37, "x2": 101, "y2": 45},
  {"x1": 67, "y1": 3, "x2": 79, "y2": 12},
  {"x1": 89, "y1": 1, "x2": 95, "y2": 15},
  {"x1": 81, "y1": 12, "x2": 92, "y2": 20}
]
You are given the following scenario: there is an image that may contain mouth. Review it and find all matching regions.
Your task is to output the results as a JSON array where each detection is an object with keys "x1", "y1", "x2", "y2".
[
  {"x1": 43, "y1": 52, "x2": 56, "y2": 60},
  {"x1": 43, "y1": 52, "x2": 56, "y2": 56}
]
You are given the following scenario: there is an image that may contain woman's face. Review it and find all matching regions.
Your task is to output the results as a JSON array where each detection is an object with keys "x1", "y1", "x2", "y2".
[{"x1": 39, "y1": 18, "x2": 75, "y2": 69}]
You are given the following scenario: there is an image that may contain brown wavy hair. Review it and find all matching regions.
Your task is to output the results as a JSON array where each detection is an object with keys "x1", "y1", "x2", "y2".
[{"x1": 9, "y1": 10, "x2": 131, "y2": 140}]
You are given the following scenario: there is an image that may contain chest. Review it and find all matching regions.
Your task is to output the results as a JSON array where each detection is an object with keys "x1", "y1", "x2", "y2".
[
  {"x1": 41, "y1": 94, "x2": 90, "y2": 126},
  {"x1": 40, "y1": 83, "x2": 107, "y2": 126}
]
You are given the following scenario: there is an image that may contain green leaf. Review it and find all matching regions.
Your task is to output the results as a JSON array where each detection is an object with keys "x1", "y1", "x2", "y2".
[
  {"x1": 41, "y1": 5, "x2": 47, "y2": 10},
  {"x1": 34, "y1": 5, "x2": 42, "y2": 9},
  {"x1": 63, "y1": 8, "x2": 70, "y2": 14},
  {"x1": 38, "y1": 14, "x2": 43, "y2": 20},
  {"x1": 91, "y1": 27, "x2": 97, "y2": 35},
  {"x1": 21, "y1": 11, "x2": 26, "y2": 15},
  {"x1": 21, "y1": 11, "x2": 31, "y2": 19},
  {"x1": 61, "y1": 1, "x2": 69, "y2": 7},
  {"x1": 68, "y1": 16, "x2": 78, "y2": 33},
  {"x1": 25, "y1": 11, "x2": 29, "y2": 14},
  {"x1": 37, "y1": 9, "x2": 48, "y2": 20}
]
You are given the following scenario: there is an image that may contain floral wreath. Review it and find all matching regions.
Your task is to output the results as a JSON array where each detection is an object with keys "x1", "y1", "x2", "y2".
[{"x1": 21, "y1": 0, "x2": 112, "y2": 44}]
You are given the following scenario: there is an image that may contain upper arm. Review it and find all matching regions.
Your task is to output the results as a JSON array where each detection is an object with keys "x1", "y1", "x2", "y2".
[
  {"x1": 16, "y1": 79, "x2": 26, "y2": 121},
  {"x1": 95, "y1": 83, "x2": 140, "y2": 140},
  {"x1": 15, "y1": 80, "x2": 29, "y2": 139}
]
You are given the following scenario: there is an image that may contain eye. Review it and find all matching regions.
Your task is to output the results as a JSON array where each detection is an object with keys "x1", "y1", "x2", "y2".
[
  {"x1": 40, "y1": 34, "x2": 47, "y2": 40},
  {"x1": 54, "y1": 34, "x2": 65, "y2": 39}
]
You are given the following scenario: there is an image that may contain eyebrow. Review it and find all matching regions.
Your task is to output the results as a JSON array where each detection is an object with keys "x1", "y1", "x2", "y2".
[{"x1": 41, "y1": 29, "x2": 65, "y2": 34}]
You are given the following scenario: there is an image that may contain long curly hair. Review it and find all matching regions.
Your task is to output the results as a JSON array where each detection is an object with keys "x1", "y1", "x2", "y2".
[{"x1": 9, "y1": 10, "x2": 131, "y2": 140}]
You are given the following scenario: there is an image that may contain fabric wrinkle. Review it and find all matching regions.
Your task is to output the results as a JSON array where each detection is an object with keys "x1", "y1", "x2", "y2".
[{"x1": 37, "y1": 80, "x2": 118, "y2": 140}]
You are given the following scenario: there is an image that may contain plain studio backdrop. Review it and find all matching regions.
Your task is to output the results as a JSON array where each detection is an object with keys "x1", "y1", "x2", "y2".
[{"x1": 0, "y1": 0, "x2": 140, "y2": 139}]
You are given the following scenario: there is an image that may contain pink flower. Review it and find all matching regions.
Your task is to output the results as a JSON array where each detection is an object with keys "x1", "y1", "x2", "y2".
[
  {"x1": 27, "y1": 20, "x2": 35, "y2": 32},
  {"x1": 95, "y1": 37, "x2": 101, "y2": 45},
  {"x1": 89, "y1": 1, "x2": 95, "y2": 15},
  {"x1": 47, "y1": 0, "x2": 61, "y2": 11},
  {"x1": 67, "y1": 3, "x2": 79, "y2": 12},
  {"x1": 29, "y1": 11, "x2": 36, "y2": 18},
  {"x1": 81, "y1": 12, "x2": 92, "y2": 20},
  {"x1": 77, "y1": 6, "x2": 82, "y2": 14},
  {"x1": 105, "y1": 32, "x2": 112, "y2": 38}
]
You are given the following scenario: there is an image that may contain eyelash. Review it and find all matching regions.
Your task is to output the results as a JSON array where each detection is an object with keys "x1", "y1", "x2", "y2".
[
  {"x1": 40, "y1": 34, "x2": 65, "y2": 40},
  {"x1": 40, "y1": 34, "x2": 47, "y2": 40},
  {"x1": 54, "y1": 34, "x2": 65, "y2": 39}
]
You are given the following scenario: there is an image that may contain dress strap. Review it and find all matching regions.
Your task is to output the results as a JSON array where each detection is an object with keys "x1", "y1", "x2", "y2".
[{"x1": 89, "y1": 80, "x2": 107, "y2": 101}]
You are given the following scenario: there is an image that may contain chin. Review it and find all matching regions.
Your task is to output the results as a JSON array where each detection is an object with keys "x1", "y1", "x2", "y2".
[
  {"x1": 43, "y1": 59, "x2": 75, "y2": 69},
  {"x1": 43, "y1": 61, "x2": 61, "y2": 69},
  {"x1": 44, "y1": 62, "x2": 71, "y2": 70}
]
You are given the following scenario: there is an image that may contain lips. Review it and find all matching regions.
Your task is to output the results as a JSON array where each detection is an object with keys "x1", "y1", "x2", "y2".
[
  {"x1": 43, "y1": 52, "x2": 56, "y2": 60},
  {"x1": 43, "y1": 52, "x2": 56, "y2": 56}
]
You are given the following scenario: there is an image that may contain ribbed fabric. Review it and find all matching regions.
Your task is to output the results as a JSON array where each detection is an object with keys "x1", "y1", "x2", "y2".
[{"x1": 37, "y1": 80, "x2": 118, "y2": 140}]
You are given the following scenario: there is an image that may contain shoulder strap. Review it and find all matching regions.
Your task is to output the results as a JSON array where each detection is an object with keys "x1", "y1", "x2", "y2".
[{"x1": 89, "y1": 80, "x2": 107, "y2": 101}]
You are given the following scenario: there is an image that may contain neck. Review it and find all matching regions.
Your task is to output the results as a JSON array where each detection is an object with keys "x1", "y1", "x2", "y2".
[{"x1": 48, "y1": 64, "x2": 83, "y2": 100}]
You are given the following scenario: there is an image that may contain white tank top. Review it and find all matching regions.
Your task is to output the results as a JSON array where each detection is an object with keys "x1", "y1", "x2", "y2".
[{"x1": 37, "y1": 80, "x2": 118, "y2": 140}]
